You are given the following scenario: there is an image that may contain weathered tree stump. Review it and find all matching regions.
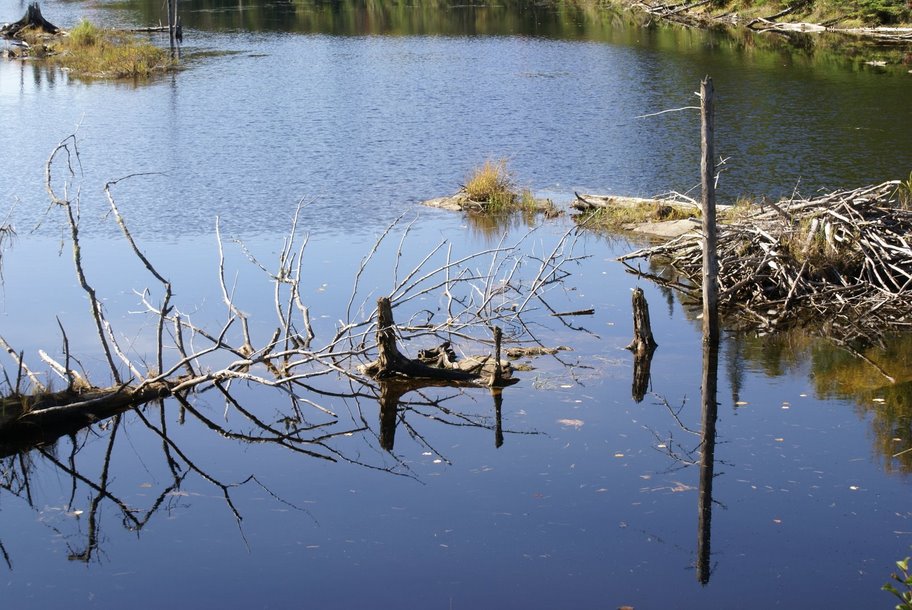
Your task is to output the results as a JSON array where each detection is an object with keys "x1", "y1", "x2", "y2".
[
  {"x1": 361, "y1": 297, "x2": 516, "y2": 386},
  {"x1": 626, "y1": 287, "x2": 657, "y2": 403},
  {"x1": 625, "y1": 287, "x2": 658, "y2": 356},
  {"x1": 1, "y1": 3, "x2": 60, "y2": 39}
]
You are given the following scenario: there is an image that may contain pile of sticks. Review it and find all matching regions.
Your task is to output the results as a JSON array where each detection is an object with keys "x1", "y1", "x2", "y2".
[{"x1": 619, "y1": 181, "x2": 912, "y2": 336}]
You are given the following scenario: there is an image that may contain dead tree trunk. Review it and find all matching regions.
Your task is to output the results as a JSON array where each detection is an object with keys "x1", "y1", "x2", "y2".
[
  {"x1": 701, "y1": 76, "x2": 720, "y2": 345},
  {"x1": 626, "y1": 287, "x2": 658, "y2": 356},
  {"x1": 361, "y1": 297, "x2": 515, "y2": 386},
  {"x1": 626, "y1": 287, "x2": 657, "y2": 403},
  {"x1": 1, "y1": 3, "x2": 60, "y2": 38}
]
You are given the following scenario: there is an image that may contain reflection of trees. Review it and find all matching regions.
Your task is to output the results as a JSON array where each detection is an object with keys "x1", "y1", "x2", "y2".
[
  {"x1": 0, "y1": 135, "x2": 575, "y2": 566},
  {"x1": 376, "y1": 382, "x2": 522, "y2": 456},
  {"x1": 123, "y1": 0, "x2": 634, "y2": 39},
  {"x1": 620, "y1": 243, "x2": 912, "y2": 476},
  {"x1": 728, "y1": 330, "x2": 912, "y2": 475}
]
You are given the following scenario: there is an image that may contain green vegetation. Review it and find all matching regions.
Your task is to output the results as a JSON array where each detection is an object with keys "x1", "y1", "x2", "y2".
[
  {"x1": 897, "y1": 172, "x2": 912, "y2": 210},
  {"x1": 463, "y1": 159, "x2": 518, "y2": 211},
  {"x1": 884, "y1": 555, "x2": 912, "y2": 609},
  {"x1": 461, "y1": 159, "x2": 554, "y2": 214},
  {"x1": 19, "y1": 19, "x2": 173, "y2": 79},
  {"x1": 691, "y1": 0, "x2": 911, "y2": 26},
  {"x1": 583, "y1": 201, "x2": 699, "y2": 230}
]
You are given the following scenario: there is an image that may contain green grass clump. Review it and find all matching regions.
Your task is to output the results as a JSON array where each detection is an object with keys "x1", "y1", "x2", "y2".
[
  {"x1": 896, "y1": 171, "x2": 912, "y2": 210},
  {"x1": 56, "y1": 21, "x2": 172, "y2": 78},
  {"x1": 18, "y1": 19, "x2": 174, "y2": 79},
  {"x1": 463, "y1": 159, "x2": 518, "y2": 211},
  {"x1": 69, "y1": 18, "x2": 100, "y2": 47}
]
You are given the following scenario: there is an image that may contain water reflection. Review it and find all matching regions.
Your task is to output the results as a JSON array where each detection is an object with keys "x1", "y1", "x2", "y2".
[
  {"x1": 732, "y1": 330, "x2": 912, "y2": 475},
  {"x1": 121, "y1": 0, "x2": 633, "y2": 39},
  {"x1": 377, "y1": 381, "x2": 512, "y2": 453},
  {"x1": 623, "y1": 251, "x2": 912, "y2": 475},
  {"x1": 697, "y1": 341, "x2": 719, "y2": 585}
]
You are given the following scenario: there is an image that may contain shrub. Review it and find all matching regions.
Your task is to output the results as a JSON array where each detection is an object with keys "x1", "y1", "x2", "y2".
[
  {"x1": 69, "y1": 18, "x2": 99, "y2": 47},
  {"x1": 55, "y1": 21, "x2": 172, "y2": 78}
]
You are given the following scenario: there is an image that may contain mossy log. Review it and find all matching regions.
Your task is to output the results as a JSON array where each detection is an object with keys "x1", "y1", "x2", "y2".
[{"x1": 1, "y1": 3, "x2": 60, "y2": 39}]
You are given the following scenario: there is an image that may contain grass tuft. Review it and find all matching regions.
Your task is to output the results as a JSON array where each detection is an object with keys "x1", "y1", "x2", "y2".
[
  {"x1": 585, "y1": 201, "x2": 699, "y2": 230},
  {"x1": 19, "y1": 19, "x2": 173, "y2": 79},
  {"x1": 463, "y1": 159, "x2": 517, "y2": 211}
]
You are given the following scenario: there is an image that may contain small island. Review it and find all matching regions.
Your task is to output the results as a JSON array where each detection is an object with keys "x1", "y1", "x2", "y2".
[{"x1": 1, "y1": 3, "x2": 175, "y2": 79}]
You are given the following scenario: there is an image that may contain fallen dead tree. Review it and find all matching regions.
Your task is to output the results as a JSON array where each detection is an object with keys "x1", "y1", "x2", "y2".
[
  {"x1": 2, "y1": 134, "x2": 585, "y2": 450},
  {"x1": 619, "y1": 180, "x2": 912, "y2": 337}
]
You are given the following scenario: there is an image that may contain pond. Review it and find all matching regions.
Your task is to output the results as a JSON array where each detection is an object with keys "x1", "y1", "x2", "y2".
[{"x1": 1, "y1": 1, "x2": 911, "y2": 608}]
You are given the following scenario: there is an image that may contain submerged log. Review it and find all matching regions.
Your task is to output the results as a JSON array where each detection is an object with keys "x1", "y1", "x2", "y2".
[
  {"x1": 360, "y1": 297, "x2": 517, "y2": 387},
  {"x1": 1, "y1": 3, "x2": 60, "y2": 39}
]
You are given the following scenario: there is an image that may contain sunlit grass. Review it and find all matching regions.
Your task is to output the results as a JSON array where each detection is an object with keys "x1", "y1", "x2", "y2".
[
  {"x1": 20, "y1": 19, "x2": 173, "y2": 79},
  {"x1": 463, "y1": 159, "x2": 517, "y2": 211},
  {"x1": 583, "y1": 201, "x2": 698, "y2": 230}
]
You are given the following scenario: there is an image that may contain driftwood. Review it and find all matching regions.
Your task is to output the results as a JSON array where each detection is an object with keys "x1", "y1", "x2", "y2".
[
  {"x1": 619, "y1": 181, "x2": 912, "y2": 337},
  {"x1": 633, "y1": 0, "x2": 912, "y2": 43},
  {"x1": 423, "y1": 192, "x2": 558, "y2": 215},
  {"x1": 0, "y1": 134, "x2": 595, "y2": 566},
  {"x1": 505, "y1": 345, "x2": 570, "y2": 358},
  {"x1": 1, "y1": 3, "x2": 59, "y2": 39}
]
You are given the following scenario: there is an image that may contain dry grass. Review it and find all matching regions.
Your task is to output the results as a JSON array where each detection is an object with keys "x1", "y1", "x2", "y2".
[
  {"x1": 463, "y1": 159, "x2": 518, "y2": 211},
  {"x1": 21, "y1": 19, "x2": 173, "y2": 79},
  {"x1": 585, "y1": 201, "x2": 698, "y2": 230}
]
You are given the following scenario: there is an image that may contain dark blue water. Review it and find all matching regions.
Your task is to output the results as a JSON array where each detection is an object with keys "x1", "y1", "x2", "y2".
[{"x1": 1, "y1": 1, "x2": 911, "y2": 608}]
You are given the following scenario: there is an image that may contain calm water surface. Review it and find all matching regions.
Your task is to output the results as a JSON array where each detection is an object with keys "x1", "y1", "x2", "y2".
[{"x1": 1, "y1": 1, "x2": 911, "y2": 608}]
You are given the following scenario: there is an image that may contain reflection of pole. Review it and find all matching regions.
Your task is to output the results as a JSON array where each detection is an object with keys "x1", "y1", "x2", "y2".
[
  {"x1": 700, "y1": 77, "x2": 719, "y2": 346},
  {"x1": 697, "y1": 341, "x2": 719, "y2": 585},
  {"x1": 379, "y1": 383, "x2": 402, "y2": 452},
  {"x1": 492, "y1": 389, "x2": 504, "y2": 448}
]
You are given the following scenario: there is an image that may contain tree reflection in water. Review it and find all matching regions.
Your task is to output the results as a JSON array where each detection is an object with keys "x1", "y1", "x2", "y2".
[{"x1": 0, "y1": 136, "x2": 583, "y2": 567}]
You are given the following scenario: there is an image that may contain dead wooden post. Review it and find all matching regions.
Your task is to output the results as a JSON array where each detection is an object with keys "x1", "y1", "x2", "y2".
[
  {"x1": 490, "y1": 325, "x2": 504, "y2": 387},
  {"x1": 626, "y1": 287, "x2": 658, "y2": 356},
  {"x1": 697, "y1": 80, "x2": 721, "y2": 580},
  {"x1": 626, "y1": 287, "x2": 657, "y2": 402},
  {"x1": 167, "y1": 0, "x2": 179, "y2": 52},
  {"x1": 700, "y1": 76, "x2": 719, "y2": 345}
]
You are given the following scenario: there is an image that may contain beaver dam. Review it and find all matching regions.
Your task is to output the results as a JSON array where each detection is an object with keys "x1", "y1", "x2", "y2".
[{"x1": 616, "y1": 180, "x2": 912, "y2": 338}]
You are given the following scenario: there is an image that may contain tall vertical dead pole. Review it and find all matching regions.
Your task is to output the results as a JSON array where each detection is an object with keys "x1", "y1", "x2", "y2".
[
  {"x1": 167, "y1": 0, "x2": 178, "y2": 53},
  {"x1": 700, "y1": 77, "x2": 719, "y2": 345},
  {"x1": 697, "y1": 76, "x2": 720, "y2": 585}
]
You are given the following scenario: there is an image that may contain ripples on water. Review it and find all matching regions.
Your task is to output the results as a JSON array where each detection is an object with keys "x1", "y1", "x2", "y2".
[
  {"x1": 2, "y1": 1, "x2": 910, "y2": 238},
  {"x1": 1, "y1": 1, "x2": 912, "y2": 608}
]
